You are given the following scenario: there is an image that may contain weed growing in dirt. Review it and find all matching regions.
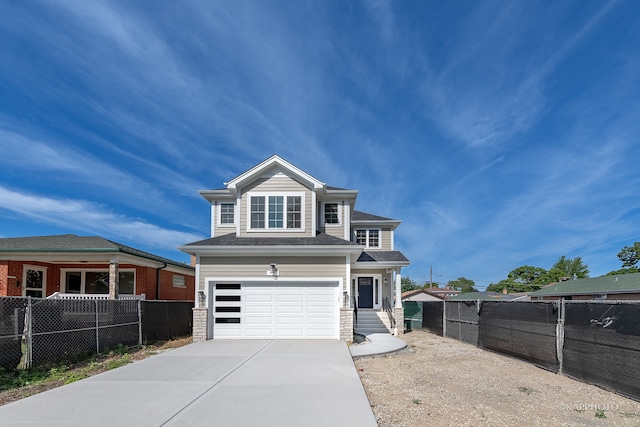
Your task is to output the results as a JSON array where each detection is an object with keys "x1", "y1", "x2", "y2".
[
  {"x1": 517, "y1": 386, "x2": 534, "y2": 395},
  {"x1": 595, "y1": 409, "x2": 606, "y2": 419}
]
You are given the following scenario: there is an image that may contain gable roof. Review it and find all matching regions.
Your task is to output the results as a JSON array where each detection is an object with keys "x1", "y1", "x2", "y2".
[
  {"x1": 225, "y1": 155, "x2": 325, "y2": 191},
  {"x1": 0, "y1": 234, "x2": 194, "y2": 271},
  {"x1": 530, "y1": 273, "x2": 640, "y2": 297},
  {"x1": 401, "y1": 289, "x2": 444, "y2": 300}
]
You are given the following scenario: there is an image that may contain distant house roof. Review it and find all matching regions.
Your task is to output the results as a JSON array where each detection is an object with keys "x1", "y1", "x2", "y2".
[
  {"x1": 0, "y1": 234, "x2": 194, "y2": 271},
  {"x1": 530, "y1": 273, "x2": 640, "y2": 297},
  {"x1": 448, "y1": 291, "x2": 520, "y2": 301},
  {"x1": 401, "y1": 289, "x2": 443, "y2": 301}
]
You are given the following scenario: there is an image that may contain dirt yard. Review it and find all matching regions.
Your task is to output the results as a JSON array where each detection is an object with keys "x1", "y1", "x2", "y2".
[{"x1": 355, "y1": 330, "x2": 640, "y2": 427}]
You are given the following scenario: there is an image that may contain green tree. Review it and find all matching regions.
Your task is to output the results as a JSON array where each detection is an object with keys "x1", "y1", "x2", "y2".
[
  {"x1": 607, "y1": 242, "x2": 640, "y2": 275},
  {"x1": 401, "y1": 276, "x2": 418, "y2": 293},
  {"x1": 446, "y1": 277, "x2": 477, "y2": 293},
  {"x1": 618, "y1": 242, "x2": 640, "y2": 267},
  {"x1": 547, "y1": 256, "x2": 589, "y2": 282},
  {"x1": 488, "y1": 265, "x2": 549, "y2": 293}
]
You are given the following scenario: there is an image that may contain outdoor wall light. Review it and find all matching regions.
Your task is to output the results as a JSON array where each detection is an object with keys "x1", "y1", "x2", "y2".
[
  {"x1": 198, "y1": 290, "x2": 206, "y2": 307},
  {"x1": 269, "y1": 263, "x2": 279, "y2": 279}
]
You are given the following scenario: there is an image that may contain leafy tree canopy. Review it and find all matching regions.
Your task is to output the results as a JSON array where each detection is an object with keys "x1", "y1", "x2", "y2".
[
  {"x1": 401, "y1": 276, "x2": 418, "y2": 293},
  {"x1": 488, "y1": 265, "x2": 549, "y2": 293},
  {"x1": 446, "y1": 277, "x2": 477, "y2": 293},
  {"x1": 617, "y1": 242, "x2": 640, "y2": 268},
  {"x1": 547, "y1": 256, "x2": 589, "y2": 282}
]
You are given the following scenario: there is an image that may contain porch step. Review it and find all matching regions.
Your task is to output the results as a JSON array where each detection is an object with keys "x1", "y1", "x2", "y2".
[{"x1": 355, "y1": 310, "x2": 392, "y2": 334}]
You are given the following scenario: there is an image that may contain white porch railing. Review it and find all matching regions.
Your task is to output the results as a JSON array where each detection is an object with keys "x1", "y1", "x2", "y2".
[{"x1": 47, "y1": 292, "x2": 145, "y2": 300}]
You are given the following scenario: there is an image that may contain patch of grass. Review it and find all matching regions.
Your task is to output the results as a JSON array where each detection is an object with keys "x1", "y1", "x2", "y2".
[
  {"x1": 619, "y1": 411, "x2": 640, "y2": 419},
  {"x1": 105, "y1": 354, "x2": 131, "y2": 370},
  {"x1": 412, "y1": 399, "x2": 422, "y2": 405},
  {"x1": 595, "y1": 409, "x2": 606, "y2": 419},
  {"x1": 517, "y1": 386, "x2": 534, "y2": 395}
]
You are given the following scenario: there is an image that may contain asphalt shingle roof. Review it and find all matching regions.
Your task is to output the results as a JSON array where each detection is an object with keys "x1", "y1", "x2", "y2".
[
  {"x1": 356, "y1": 251, "x2": 409, "y2": 263},
  {"x1": 530, "y1": 273, "x2": 640, "y2": 296},
  {"x1": 448, "y1": 291, "x2": 519, "y2": 301},
  {"x1": 351, "y1": 211, "x2": 396, "y2": 221},
  {"x1": 0, "y1": 234, "x2": 193, "y2": 270},
  {"x1": 184, "y1": 232, "x2": 358, "y2": 247}
]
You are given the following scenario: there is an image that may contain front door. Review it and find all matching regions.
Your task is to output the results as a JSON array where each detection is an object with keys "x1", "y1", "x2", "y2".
[{"x1": 358, "y1": 277, "x2": 373, "y2": 308}]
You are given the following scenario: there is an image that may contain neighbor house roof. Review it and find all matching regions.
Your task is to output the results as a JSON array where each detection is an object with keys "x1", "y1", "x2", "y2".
[
  {"x1": 0, "y1": 234, "x2": 194, "y2": 271},
  {"x1": 401, "y1": 289, "x2": 444, "y2": 301},
  {"x1": 530, "y1": 273, "x2": 640, "y2": 297},
  {"x1": 448, "y1": 291, "x2": 520, "y2": 301}
]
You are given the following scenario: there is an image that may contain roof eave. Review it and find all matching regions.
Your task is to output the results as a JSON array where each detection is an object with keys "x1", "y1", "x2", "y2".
[{"x1": 179, "y1": 245, "x2": 363, "y2": 257}]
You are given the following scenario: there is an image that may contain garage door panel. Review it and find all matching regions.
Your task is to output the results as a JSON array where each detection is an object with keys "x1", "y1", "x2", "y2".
[
  {"x1": 275, "y1": 328, "x2": 304, "y2": 337},
  {"x1": 307, "y1": 315, "x2": 334, "y2": 325},
  {"x1": 276, "y1": 315, "x2": 304, "y2": 325},
  {"x1": 276, "y1": 294, "x2": 304, "y2": 303},
  {"x1": 245, "y1": 328, "x2": 273, "y2": 337},
  {"x1": 245, "y1": 316, "x2": 273, "y2": 325},
  {"x1": 308, "y1": 294, "x2": 334, "y2": 303},
  {"x1": 245, "y1": 305, "x2": 272, "y2": 314},
  {"x1": 308, "y1": 305, "x2": 333, "y2": 314},
  {"x1": 215, "y1": 327, "x2": 242, "y2": 337},
  {"x1": 276, "y1": 305, "x2": 304, "y2": 313},
  {"x1": 245, "y1": 294, "x2": 272, "y2": 303}
]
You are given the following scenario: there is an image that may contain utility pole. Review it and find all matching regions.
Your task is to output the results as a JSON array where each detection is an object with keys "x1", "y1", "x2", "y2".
[{"x1": 429, "y1": 265, "x2": 433, "y2": 291}]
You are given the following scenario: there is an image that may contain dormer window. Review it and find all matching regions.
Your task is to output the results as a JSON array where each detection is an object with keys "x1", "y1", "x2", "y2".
[
  {"x1": 355, "y1": 229, "x2": 380, "y2": 248},
  {"x1": 249, "y1": 192, "x2": 304, "y2": 231}
]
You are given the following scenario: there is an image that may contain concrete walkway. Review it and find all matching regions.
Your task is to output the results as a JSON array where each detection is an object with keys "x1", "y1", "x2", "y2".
[
  {"x1": 0, "y1": 340, "x2": 377, "y2": 427},
  {"x1": 349, "y1": 333, "x2": 408, "y2": 358}
]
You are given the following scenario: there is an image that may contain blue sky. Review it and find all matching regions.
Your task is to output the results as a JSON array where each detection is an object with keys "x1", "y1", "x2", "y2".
[{"x1": 1, "y1": 1, "x2": 639, "y2": 289}]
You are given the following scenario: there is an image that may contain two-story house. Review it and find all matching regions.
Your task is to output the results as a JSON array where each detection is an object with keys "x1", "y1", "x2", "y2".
[{"x1": 180, "y1": 155, "x2": 409, "y2": 342}]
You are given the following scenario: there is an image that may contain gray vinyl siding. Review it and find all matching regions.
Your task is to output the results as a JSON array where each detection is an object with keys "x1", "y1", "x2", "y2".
[
  {"x1": 199, "y1": 255, "x2": 347, "y2": 290},
  {"x1": 238, "y1": 176, "x2": 313, "y2": 237}
]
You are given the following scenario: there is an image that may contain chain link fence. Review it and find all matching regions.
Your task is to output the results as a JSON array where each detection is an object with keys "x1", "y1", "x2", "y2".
[{"x1": 0, "y1": 296, "x2": 140, "y2": 369}]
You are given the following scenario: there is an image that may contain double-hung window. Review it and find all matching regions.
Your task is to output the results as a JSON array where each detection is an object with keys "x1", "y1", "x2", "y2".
[
  {"x1": 324, "y1": 203, "x2": 339, "y2": 224},
  {"x1": 220, "y1": 203, "x2": 235, "y2": 224},
  {"x1": 249, "y1": 193, "x2": 304, "y2": 230},
  {"x1": 355, "y1": 229, "x2": 381, "y2": 248}
]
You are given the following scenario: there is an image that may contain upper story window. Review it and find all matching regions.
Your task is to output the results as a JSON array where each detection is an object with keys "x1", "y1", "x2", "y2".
[
  {"x1": 249, "y1": 193, "x2": 304, "y2": 230},
  {"x1": 355, "y1": 229, "x2": 380, "y2": 248},
  {"x1": 324, "y1": 203, "x2": 339, "y2": 224},
  {"x1": 220, "y1": 203, "x2": 235, "y2": 224}
]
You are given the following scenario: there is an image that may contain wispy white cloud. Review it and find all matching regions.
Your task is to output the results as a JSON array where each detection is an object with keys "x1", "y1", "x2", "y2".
[{"x1": 0, "y1": 185, "x2": 203, "y2": 249}]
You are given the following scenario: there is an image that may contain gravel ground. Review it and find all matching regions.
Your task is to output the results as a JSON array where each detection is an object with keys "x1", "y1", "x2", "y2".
[{"x1": 355, "y1": 330, "x2": 640, "y2": 427}]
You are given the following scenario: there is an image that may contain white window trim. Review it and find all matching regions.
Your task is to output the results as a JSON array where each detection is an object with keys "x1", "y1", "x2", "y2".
[
  {"x1": 354, "y1": 228, "x2": 382, "y2": 248},
  {"x1": 218, "y1": 202, "x2": 236, "y2": 227},
  {"x1": 246, "y1": 191, "x2": 306, "y2": 232},
  {"x1": 23, "y1": 265, "x2": 47, "y2": 298},
  {"x1": 59, "y1": 268, "x2": 136, "y2": 295},
  {"x1": 322, "y1": 202, "x2": 342, "y2": 226}
]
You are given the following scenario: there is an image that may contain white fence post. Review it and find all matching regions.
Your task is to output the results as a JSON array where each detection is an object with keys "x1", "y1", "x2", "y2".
[{"x1": 556, "y1": 299, "x2": 565, "y2": 374}]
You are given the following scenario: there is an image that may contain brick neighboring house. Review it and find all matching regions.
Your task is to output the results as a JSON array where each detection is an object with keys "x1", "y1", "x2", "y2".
[
  {"x1": 0, "y1": 235, "x2": 195, "y2": 300},
  {"x1": 530, "y1": 273, "x2": 640, "y2": 301},
  {"x1": 180, "y1": 155, "x2": 410, "y2": 342}
]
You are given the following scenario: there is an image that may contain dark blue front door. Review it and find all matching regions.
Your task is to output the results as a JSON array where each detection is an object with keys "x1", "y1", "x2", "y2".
[{"x1": 358, "y1": 277, "x2": 373, "y2": 308}]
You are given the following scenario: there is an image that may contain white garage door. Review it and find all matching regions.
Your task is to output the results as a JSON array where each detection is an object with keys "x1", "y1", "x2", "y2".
[{"x1": 211, "y1": 281, "x2": 339, "y2": 339}]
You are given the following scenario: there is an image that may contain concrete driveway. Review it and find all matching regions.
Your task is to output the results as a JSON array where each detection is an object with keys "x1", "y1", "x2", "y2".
[{"x1": 0, "y1": 340, "x2": 377, "y2": 426}]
